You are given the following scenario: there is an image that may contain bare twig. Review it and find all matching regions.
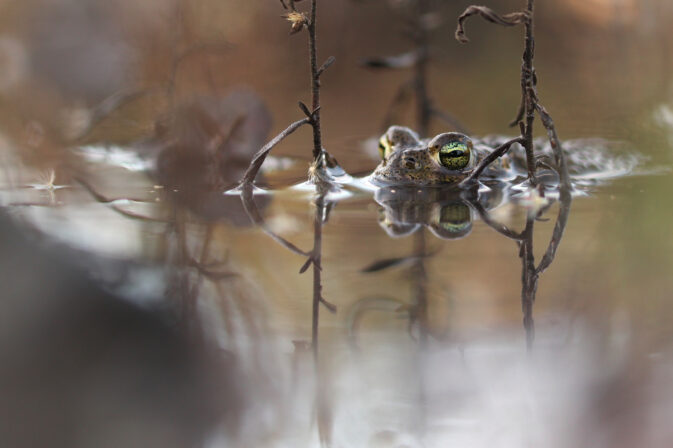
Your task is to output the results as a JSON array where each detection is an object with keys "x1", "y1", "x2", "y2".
[
  {"x1": 240, "y1": 118, "x2": 310, "y2": 185},
  {"x1": 460, "y1": 136, "x2": 525, "y2": 186},
  {"x1": 454, "y1": 0, "x2": 574, "y2": 188},
  {"x1": 520, "y1": 0, "x2": 537, "y2": 184},
  {"x1": 240, "y1": 0, "x2": 330, "y2": 185},
  {"x1": 308, "y1": 0, "x2": 324, "y2": 161},
  {"x1": 317, "y1": 56, "x2": 336, "y2": 77},
  {"x1": 455, "y1": 6, "x2": 529, "y2": 43},
  {"x1": 535, "y1": 103, "x2": 571, "y2": 190}
]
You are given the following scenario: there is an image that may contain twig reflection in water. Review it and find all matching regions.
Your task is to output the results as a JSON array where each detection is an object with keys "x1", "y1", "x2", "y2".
[
  {"x1": 240, "y1": 179, "x2": 338, "y2": 446},
  {"x1": 357, "y1": 180, "x2": 572, "y2": 350}
]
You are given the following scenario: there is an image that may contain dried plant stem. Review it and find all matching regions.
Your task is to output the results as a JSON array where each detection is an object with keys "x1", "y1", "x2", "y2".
[
  {"x1": 455, "y1": 0, "x2": 573, "y2": 189},
  {"x1": 521, "y1": 0, "x2": 537, "y2": 184},
  {"x1": 536, "y1": 103, "x2": 571, "y2": 190},
  {"x1": 240, "y1": 0, "x2": 334, "y2": 187},
  {"x1": 240, "y1": 118, "x2": 310, "y2": 185},
  {"x1": 460, "y1": 136, "x2": 525, "y2": 185},
  {"x1": 308, "y1": 0, "x2": 323, "y2": 161}
]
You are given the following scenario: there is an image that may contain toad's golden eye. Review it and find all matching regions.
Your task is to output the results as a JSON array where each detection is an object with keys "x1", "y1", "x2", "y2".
[
  {"x1": 378, "y1": 135, "x2": 392, "y2": 159},
  {"x1": 438, "y1": 142, "x2": 470, "y2": 170}
]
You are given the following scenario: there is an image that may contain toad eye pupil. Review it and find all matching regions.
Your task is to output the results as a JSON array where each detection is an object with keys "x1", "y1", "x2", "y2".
[{"x1": 438, "y1": 142, "x2": 470, "y2": 170}]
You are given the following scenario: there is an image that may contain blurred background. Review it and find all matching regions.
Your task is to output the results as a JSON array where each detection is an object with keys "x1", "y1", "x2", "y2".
[{"x1": 2, "y1": 0, "x2": 673, "y2": 447}]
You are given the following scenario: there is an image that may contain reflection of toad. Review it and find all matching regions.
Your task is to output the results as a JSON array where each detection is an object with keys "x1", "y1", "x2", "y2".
[{"x1": 374, "y1": 186, "x2": 505, "y2": 240}]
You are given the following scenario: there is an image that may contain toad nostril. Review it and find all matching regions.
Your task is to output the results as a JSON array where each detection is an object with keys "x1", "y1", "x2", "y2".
[{"x1": 403, "y1": 156, "x2": 417, "y2": 169}]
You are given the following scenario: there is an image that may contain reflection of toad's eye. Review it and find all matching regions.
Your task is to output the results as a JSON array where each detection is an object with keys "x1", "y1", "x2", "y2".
[
  {"x1": 429, "y1": 202, "x2": 472, "y2": 239},
  {"x1": 378, "y1": 136, "x2": 392, "y2": 159},
  {"x1": 438, "y1": 142, "x2": 470, "y2": 170},
  {"x1": 440, "y1": 203, "x2": 471, "y2": 231}
]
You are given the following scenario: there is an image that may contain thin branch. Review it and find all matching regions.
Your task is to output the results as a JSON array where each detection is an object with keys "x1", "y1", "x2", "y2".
[
  {"x1": 535, "y1": 103, "x2": 571, "y2": 190},
  {"x1": 308, "y1": 0, "x2": 323, "y2": 162},
  {"x1": 509, "y1": 86, "x2": 526, "y2": 127},
  {"x1": 455, "y1": 6, "x2": 529, "y2": 43},
  {"x1": 240, "y1": 118, "x2": 310, "y2": 185},
  {"x1": 460, "y1": 136, "x2": 525, "y2": 186},
  {"x1": 521, "y1": 0, "x2": 537, "y2": 184},
  {"x1": 317, "y1": 56, "x2": 336, "y2": 77}
]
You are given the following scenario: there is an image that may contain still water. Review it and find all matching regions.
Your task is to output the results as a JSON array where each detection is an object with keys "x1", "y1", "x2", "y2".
[
  {"x1": 1, "y1": 124, "x2": 671, "y2": 448},
  {"x1": 2, "y1": 1, "x2": 673, "y2": 447}
]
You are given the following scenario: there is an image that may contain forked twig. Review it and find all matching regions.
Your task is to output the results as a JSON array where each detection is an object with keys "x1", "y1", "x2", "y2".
[
  {"x1": 240, "y1": 0, "x2": 335, "y2": 186},
  {"x1": 455, "y1": 0, "x2": 574, "y2": 188}
]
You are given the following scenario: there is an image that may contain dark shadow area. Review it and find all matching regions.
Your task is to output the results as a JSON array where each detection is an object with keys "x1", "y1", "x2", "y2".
[{"x1": 0, "y1": 211, "x2": 239, "y2": 448}]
